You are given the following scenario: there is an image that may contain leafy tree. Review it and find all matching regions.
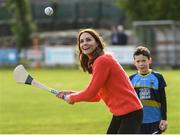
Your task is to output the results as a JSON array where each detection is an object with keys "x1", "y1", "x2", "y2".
[
  {"x1": 6, "y1": 0, "x2": 36, "y2": 51},
  {"x1": 116, "y1": 0, "x2": 180, "y2": 22}
]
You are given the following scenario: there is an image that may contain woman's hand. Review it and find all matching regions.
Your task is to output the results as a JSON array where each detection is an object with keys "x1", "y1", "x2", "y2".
[
  {"x1": 63, "y1": 94, "x2": 74, "y2": 104},
  {"x1": 56, "y1": 90, "x2": 75, "y2": 99},
  {"x1": 56, "y1": 90, "x2": 75, "y2": 104}
]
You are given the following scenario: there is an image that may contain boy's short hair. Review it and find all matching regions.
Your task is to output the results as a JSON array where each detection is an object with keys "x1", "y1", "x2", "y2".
[{"x1": 133, "y1": 46, "x2": 151, "y2": 59}]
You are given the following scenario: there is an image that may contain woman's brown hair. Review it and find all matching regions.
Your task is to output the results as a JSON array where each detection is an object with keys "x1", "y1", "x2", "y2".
[{"x1": 77, "y1": 29, "x2": 106, "y2": 73}]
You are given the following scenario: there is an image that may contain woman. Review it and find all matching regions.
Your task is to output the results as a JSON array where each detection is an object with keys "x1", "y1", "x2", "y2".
[{"x1": 56, "y1": 28, "x2": 143, "y2": 134}]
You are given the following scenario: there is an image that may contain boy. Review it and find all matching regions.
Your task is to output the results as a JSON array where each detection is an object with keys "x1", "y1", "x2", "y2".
[{"x1": 130, "y1": 46, "x2": 168, "y2": 134}]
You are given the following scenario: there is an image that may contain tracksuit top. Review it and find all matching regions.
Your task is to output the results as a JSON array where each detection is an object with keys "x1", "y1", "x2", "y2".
[
  {"x1": 69, "y1": 54, "x2": 142, "y2": 116},
  {"x1": 130, "y1": 70, "x2": 167, "y2": 123}
]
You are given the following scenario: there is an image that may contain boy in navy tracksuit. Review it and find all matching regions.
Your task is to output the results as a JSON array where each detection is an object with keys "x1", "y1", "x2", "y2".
[{"x1": 130, "y1": 46, "x2": 168, "y2": 134}]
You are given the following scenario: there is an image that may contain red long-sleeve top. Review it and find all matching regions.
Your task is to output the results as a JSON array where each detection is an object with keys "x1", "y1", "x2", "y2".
[{"x1": 69, "y1": 54, "x2": 142, "y2": 116}]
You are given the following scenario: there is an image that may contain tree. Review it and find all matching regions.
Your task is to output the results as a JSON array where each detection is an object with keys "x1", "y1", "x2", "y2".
[
  {"x1": 116, "y1": 0, "x2": 180, "y2": 23},
  {"x1": 6, "y1": 0, "x2": 36, "y2": 51}
]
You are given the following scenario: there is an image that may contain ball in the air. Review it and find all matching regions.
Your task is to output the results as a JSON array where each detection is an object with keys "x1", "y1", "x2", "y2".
[{"x1": 44, "y1": 7, "x2": 53, "y2": 16}]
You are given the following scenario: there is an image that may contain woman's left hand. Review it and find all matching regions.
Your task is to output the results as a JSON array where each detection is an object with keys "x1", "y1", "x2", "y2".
[{"x1": 63, "y1": 94, "x2": 74, "y2": 105}]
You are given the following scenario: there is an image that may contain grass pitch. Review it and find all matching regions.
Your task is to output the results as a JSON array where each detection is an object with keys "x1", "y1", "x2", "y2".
[{"x1": 0, "y1": 68, "x2": 180, "y2": 133}]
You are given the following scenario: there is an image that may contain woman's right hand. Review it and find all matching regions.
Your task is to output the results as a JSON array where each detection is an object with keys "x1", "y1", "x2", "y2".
[{"x1": 56, "y1": 90, "x2": 75, "y2": 99}]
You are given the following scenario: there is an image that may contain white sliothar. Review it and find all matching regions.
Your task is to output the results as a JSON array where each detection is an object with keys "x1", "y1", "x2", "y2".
[{"x1": 44, "y1": 7, "x2": 53, "y2": 16}]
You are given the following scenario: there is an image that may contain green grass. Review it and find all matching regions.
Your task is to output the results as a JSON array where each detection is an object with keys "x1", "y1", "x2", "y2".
[{"x1": 0, "y1": 68, "x2": 180, "y2": 133}]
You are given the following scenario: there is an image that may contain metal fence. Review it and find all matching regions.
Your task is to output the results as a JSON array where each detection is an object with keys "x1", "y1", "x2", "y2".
[
  {"x1": 31, "y1": 0, "x2": 124, "y2": 30},
  {"x1": 0, "y1": 0, "x2": 124, "y2": 34},
  {"x1": 133, "y1": 20, "x2": 180, "y2": 68}
]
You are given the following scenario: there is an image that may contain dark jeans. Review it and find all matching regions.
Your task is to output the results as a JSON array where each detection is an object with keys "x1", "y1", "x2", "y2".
[
  {"x1": 140, "y1": 121, "x2": 162, "y2": 134},
  {"x1": 107, "y1": 109, "x2": 143, "y2": 134}
]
